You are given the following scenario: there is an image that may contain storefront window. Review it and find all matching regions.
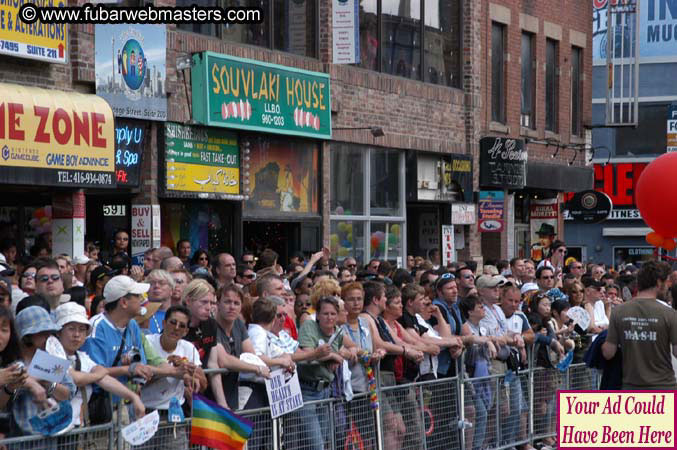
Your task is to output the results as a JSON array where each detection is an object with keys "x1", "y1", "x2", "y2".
[
  {"x1": 331, "y1": 144, "x2": 405, "y2": 266},
  {"x1": 370, "y1": 222, "x2": 403, "y2": 261},
  {"x1": 331, "y1": 145, "x2": 365, "y2": 215},
  {"x1": 161, "y1": 202, "x2": 235, "y2": 259},
  {"x1": 330, "y1": 221, "x2": 366, "y2": 264},
  {"x1": 244, "y1": 136, "x2": 319, "y2": 217},
  {"x1": 371, "y1": 148, "x2": 401, "y2": 216}
]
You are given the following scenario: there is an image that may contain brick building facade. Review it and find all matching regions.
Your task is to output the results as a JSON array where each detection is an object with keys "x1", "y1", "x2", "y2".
[{"x1": 0, "y1": 0, "x2": 593, "y2": 266}]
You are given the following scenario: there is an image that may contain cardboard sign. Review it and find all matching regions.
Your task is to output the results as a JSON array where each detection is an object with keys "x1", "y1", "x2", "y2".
[
  {"x1": 121, "y1": 410, "x2": 160, "y2": 446},
  {"x1": 27, "y1": 349, "x2": 70, "y2": 384},
  {"x1": 265, "y1": 370, "x2": 304, "y2": 419}
]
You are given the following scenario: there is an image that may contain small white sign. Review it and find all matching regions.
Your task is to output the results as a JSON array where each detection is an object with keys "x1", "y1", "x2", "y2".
[
  {"x1": 452, "y1": 204, "x2": 476, "y2": 225},
  {"x1": 121, "y1": 410, "x2": 160, "y2": 446},
  {"x1": 28, "y1": 349, "x2": 70, "y2": 384},
  {"x1": 265, "y1": 370, "x2": 304, "y2": 419},
  {"x1": 332, "y1": 0, "x2": 359, "y2": 64},
  {"x1": 442, "y1": 225, "x2": 455, "y2": 267}
]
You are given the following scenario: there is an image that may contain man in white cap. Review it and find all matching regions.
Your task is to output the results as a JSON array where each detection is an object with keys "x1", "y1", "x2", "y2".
[
  {"x1": 55, "y1": 302, "x2": 145, "y2": 428},
  {"x1": 82, "y1": 275, "x2": 155, "y2": 388}
]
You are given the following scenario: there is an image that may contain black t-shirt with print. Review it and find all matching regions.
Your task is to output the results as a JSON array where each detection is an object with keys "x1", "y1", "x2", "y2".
[{"x1": 185, "y1": 318, "x2": 218, "y2": 367}]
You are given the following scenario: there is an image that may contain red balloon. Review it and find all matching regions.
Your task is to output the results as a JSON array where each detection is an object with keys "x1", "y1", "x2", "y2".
[
  {"x1": 636, "y1": 153, "x2": 677, "y2": 238},
  {"x1": 663, "y1": 239, "x2": 676, "y2": 251},
  {"x1": 646, "y1": 232, "x2": 663, "y2": 247}
]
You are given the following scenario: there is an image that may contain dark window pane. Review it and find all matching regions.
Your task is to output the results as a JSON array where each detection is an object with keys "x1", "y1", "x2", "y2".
[
  {"x1": 424, "y1": 0, "x2": 461, "y2": 88},
  {"x1": 381, "y1": 0, "x2": 422, "y2": 80},
  {"x1": 571, "y1": 46, "x2": 582, "y2": 136},
  {"x1": 370, "y1": 149, "x2": 401, "y2": 215},
  {"x1": 331, "y1": 145, "x2": 365, "y2": 215},
  {"x1": 491, "y1": 23, "x2": 505, "y2": 123},
  {"x1": 520, "y1": 33, "x2": 534, "y2": 128},
  {"x1": 545, "y1": 39, "x2": 558, "y2": 132},
  {"x1": 273, "y1": 0, "x2": 316, "y2": 57},
  {"x1": 614, "y1": 104, "x2": 668, "y2": 156},
  {"x1": 221, "y1": 0, "x2": 270, "y2": 48},
  {"x1": 177, "y1": 0, "x2": 218, "y2": 36},
  {"x1": 358, "y1": 0, "x2": 379, "y2": 70}
]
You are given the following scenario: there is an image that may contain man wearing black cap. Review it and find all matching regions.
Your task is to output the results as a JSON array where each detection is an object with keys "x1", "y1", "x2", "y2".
[{"x1": 582, "y1": 276, "x2": 609, "y2": 338}]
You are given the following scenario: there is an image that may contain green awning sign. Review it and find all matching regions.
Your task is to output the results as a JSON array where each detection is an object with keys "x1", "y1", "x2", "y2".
[{"x1": 191, "y1": 52, "x2": 331, "y2": 139}]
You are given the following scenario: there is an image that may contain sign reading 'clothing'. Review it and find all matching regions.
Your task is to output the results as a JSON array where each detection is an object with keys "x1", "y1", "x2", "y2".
[{"x1": 191, "y1": 52, "x2": 331, "y2": 139}]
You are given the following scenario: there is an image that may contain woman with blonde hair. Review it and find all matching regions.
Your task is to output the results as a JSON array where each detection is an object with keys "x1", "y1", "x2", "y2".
[{"x1": 183, "y1": 279, "x2": 270, "y2": 409}]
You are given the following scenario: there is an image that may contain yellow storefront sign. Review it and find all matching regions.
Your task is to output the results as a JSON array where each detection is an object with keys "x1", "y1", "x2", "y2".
[
  {"x1": 0, "y1": 0, "x2": 68, "y2": 63},
  {"x1": 166, "y1": 161, "x2": 240, "y2": 194},
  {"x1": 0, "y1": 83, "x2": 115, "y2": 173}
]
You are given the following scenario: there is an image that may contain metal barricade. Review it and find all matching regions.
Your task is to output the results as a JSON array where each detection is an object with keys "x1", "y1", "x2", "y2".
[{"x1": 0, "y1": 358, "x2": 602, "y2": 450}]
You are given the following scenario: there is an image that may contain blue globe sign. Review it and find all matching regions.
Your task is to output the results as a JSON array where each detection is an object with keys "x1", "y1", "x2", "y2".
[{"x1": 120, "y1": 39, "x2": 146, "y2": 91}]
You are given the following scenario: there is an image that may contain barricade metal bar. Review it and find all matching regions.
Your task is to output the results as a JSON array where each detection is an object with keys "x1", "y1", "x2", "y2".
[{"x1": 0, "y1": 360, "x2": 600, "y2": 450}]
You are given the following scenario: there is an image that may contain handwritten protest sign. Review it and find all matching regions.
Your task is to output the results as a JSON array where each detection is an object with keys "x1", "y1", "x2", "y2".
[
  {"x1": 122, "y1": 410, "x2": 160, "y2": 446},
  {"x1": 265, "y1": 370, "x2": 304, "y2": 419}
]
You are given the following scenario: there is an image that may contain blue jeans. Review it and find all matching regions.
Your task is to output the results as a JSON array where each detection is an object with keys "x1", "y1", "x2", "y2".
[
  {"x1": 472, "y1": 384, "x2": 490, "y2": 450},
  {"x1": 298, "y1": 386, "x2": 331, "y2": 450},
  {"x1": 502, "y1": 373, "x2": 525, "y2": 444}
]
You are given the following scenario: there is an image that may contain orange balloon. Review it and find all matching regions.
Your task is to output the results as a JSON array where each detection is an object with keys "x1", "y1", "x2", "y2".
[
  {"x1": 647, "y1": 232, "x2": 663, "y2": 247},
  {"x1": 663, "y1": 239, "x2": 676, "y2": 251}
]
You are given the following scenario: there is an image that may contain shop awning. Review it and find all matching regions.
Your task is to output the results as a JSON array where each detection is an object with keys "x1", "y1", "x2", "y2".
[
  {"x1": 0, "y1": 83, "x2": 116, "y2": 188},
  {"x1": 525, "y1": 162, "x2": 593, "y2": 192}
]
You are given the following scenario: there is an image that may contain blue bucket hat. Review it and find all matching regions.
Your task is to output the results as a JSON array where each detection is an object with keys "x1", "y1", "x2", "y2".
[{"x1": 15, "y1": 306, "x2": 61, "y2": 341}]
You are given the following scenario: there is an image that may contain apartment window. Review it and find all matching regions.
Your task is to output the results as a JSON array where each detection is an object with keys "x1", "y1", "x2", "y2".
[
  {"x1": 571, "y1": 46, "x2": 583, "y2": 136},
  {"x1": 357, "y1": 0, "x2": 462, "y2": 87},
  {"x1": 491, "y1": 22, "x2": 505, "y2": 123},
  {"x1": 545, "y1": 39, "x2": 558, "y2": 132},
  {"x1": 178, "y1": 0, "x2": 318, "y2": 58},
  {"x1": 520, "y1": 33, "x2": 535, "y2": 128}
]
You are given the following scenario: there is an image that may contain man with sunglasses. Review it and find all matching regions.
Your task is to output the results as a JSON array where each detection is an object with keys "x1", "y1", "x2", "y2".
[
  {"x1": 35, "y1": 259, "x2": 65, "y2": 311},
  {"x1": 457, "y1": 266, "x2": 478, "y2": 300},
  {"x1": 535, "y1": 267, "x2": 556, "y2": 292},
  {"x1": 566, "y1": 260, "x2": 585, "y2": 281},
  {"x1": 343, "y1": 257, "x2": 358, "y2": 276},
  {"x1": 143, "y1": 305, "x2": 206, "y2": 447},
  {"x1": 241, "y1": 251, "x2": 256, "y2": 269},
  {"x1": 236, "y1": 264, "x2": 256, "y2": 288},
  {"x1": 433, "y1": 273, "x2": 464, "y2": 379}
]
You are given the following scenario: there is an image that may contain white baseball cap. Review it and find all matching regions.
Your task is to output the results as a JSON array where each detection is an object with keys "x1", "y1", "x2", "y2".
[
  {"x1": 54, "y1": 302, "x2": 90, "y2": 331},
  {"x1": 520, "y1": 282, "x2": 539, "y2": 295},
  {"x1": 73, "y1": 255, "x2": 90, "y2": 265},
  {"x1": 103, "y1": 275, "x2": 150, "y2": 304}
]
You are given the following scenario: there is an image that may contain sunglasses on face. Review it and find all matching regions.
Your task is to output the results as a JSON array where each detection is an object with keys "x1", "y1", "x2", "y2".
[
  {"x1": 346, "y1": 264, "x2": 356, "y2": 268},
  {"x1": 167, "y1": 319, "x2": 188, "y2": 329},
  {"x1": 557, "y1": 249, "x2": 567, "y2": 254},
  {"x1": 38, "y1": 274, "x2": 61, "y2": 282},
  {"x1": 243, "y1": 274, "x2": 256, "y2": 279},
  {"x1": 540, "y1": 275, "x2": 554, "y2": 280},
  {"x1": 22, "y1": 273, "x2": 36, "y2": 279},
  {"x1": 244, "y1": 260, "x2": 254, "y2": 264},
  {"x1": 199, "y1": 256, "x2": 208, "y2": 261}
]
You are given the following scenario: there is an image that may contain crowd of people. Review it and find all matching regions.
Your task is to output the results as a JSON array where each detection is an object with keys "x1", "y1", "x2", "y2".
[{"x1": 0, "y1": 233, "x2": 673, "y2": 450}]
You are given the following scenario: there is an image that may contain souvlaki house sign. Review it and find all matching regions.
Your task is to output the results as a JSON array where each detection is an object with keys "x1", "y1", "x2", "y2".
[{"x1": 191, "y1": 52, "x2": 331, "y2": 139}]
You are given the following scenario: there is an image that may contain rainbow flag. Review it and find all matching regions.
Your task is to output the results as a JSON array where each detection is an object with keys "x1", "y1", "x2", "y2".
[{"x1": 190, "y1": 394, "x2": 253, "y2": 450}]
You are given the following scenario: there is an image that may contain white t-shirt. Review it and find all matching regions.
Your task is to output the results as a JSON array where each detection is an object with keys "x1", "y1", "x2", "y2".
[
  {"x1": 415, "y1": 314, "x2": 440, "y2": 376},
  {"x1": 140, "y1": 334, "x2": 201, "y2": 410},
  {"x1": 591, "y1": 300, "x2": 609, "y2": 342},
  {"x1": 240, "y1": 324, "x2": 285, "y2": 384},
  {"x1": 68, "y1": 350, "x2": 97, "y2": 427}
]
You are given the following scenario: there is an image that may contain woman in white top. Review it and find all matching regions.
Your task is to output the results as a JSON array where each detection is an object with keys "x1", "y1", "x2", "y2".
[{"x1": 54, "y1": 302, "x2": 144, "y2": 428}]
